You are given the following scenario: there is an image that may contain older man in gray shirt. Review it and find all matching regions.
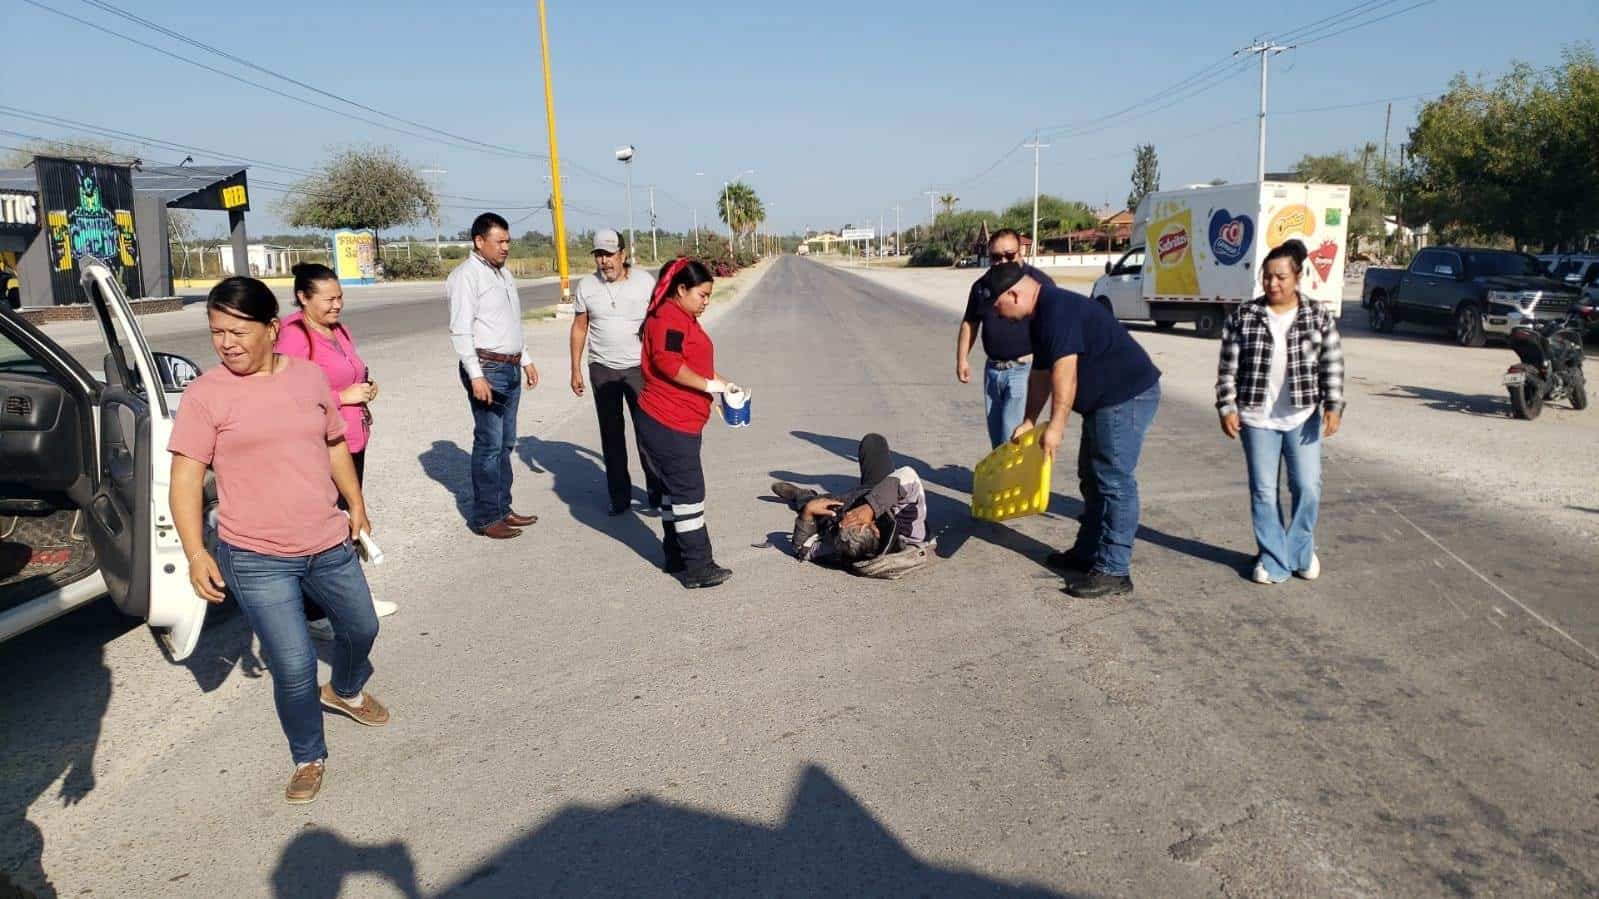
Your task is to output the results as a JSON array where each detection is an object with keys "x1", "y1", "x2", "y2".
[
  {"x1": 569, "y1": 229, "x2": 663, "y2": 514},
  {"x1": 448, "y1": 212, "x2": 540, "y2": 539}
]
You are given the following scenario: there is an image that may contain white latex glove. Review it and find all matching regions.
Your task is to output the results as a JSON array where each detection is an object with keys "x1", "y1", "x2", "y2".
[
  {"x1": 705, "y1": 379, "x2": 727, "y2": 394},
  {"x1": 723, "y1": 382, "x2": 743, "y2": 396}
]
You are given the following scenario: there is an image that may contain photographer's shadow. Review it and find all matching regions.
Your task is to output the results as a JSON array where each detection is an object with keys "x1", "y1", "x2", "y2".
[{"x1": 517, "y1": 436, "x2": 663, "y2": 566}]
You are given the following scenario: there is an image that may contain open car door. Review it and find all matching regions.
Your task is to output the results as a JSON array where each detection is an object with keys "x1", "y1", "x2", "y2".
[{"x1": 77, "y1": 257, "x2": 206, "y2": 660}]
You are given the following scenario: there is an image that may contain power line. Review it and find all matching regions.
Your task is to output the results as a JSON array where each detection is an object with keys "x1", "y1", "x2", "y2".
[{"x1": 1295, "y1": 0, "x2": 1438, "y2": 47}]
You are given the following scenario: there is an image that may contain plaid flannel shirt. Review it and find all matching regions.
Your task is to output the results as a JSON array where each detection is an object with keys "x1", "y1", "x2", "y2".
[{"x1": 1215, "y1": 296, "x2": 1345, "y2": 417}]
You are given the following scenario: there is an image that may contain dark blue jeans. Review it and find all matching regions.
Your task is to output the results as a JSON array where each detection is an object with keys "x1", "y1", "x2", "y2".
[
  {"x1": 460, "y1": 361, "x2": 522, "y2": 531},
  {"x1": 216, "y1": 539, "x2": 379, "y2": 764},
  {"x1": 1069, "y1": 381, "x2": 1161, "y2": 577},
  {"x1": 983, "y1": 361, "x2": 1030, "y2": 449}
]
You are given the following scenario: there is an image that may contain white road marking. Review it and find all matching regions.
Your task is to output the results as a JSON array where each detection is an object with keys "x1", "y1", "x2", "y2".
[{"x1": 1385, "y1": 503, "x2": 1599, "y2": 664}]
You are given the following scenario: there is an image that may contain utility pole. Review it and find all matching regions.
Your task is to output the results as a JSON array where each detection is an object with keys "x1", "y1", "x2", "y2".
[
  {"x1": 1236, "y1": 40, "x2": 1292, "y2": 184},
  {"x1": 648, "y1": 185, "x2": 658, "y2": 263},
  {"x1": 893, "y1": 205, "x2": 902, "y2": 256},
  {"x1": 535, "y1": 0, "x2": 572, "y2": 311},
  {"x1": 1024, "y1": 131, "x2": 1049, "y2": 260},
  {"x1": 420, "y1": 166, "x2": 445, "y2": 261}
]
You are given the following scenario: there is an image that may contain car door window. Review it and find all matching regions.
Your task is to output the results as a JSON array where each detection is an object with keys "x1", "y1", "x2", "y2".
[
  {"x1": 1410, "y1": 250, "x2": 1441, "y2": 275},
  {"x1": 0, "y1": 326, "x2": 50, "y2": 376},
  {"x1": 1114, "y1": 249, "x2": 1145, "y2": 276}
]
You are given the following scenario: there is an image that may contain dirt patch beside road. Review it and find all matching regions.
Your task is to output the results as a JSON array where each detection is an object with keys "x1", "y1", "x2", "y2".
[{"x1": 839, "y1": 264, "x2": 1599, "y2": 544}]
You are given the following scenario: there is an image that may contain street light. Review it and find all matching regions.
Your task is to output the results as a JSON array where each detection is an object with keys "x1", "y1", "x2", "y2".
[{"x1": 616, "y1": 145, "x2": 635, "y2": 262}]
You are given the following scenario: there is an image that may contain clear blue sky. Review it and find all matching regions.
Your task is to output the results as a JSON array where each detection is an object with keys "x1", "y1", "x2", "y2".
[{"x1": 4, "y1": 0, "x2": 1594, "y2": 239}]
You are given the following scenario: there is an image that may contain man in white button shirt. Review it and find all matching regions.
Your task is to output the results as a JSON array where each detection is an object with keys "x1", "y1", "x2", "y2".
[
  {"x1": 569, "y1": 229, "x2": 663, "y2": 514},
  {"x1": 447, "y1": 213, "x2": 540, "y2": 539}
]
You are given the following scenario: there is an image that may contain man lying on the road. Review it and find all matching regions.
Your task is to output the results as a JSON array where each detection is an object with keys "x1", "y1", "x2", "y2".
[{"x1": 771, "y1": 434, "x2": 936, "y2": 579}]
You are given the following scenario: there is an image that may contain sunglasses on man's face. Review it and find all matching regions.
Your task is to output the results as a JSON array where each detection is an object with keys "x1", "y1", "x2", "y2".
[{"x1": 990, "y1": 250, "x2": 1019, "y2": 262}]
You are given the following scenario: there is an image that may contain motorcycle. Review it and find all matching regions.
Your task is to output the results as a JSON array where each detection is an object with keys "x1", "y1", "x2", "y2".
[{"x1": 1502, "y1": 303, "x2": 1594, "y2": 420}]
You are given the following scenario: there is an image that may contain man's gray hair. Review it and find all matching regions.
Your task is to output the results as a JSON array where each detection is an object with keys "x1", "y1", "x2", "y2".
[{"x1": 835, "y1": 524, "x2": 878, "y2": 563}]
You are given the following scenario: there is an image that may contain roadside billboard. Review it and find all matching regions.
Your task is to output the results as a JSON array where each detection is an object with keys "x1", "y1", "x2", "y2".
[
  {"x1": 332, "y1": 229, "x2": 376, "y2": 285},
  {"x1": 36, "y1": 157, "x2": 143, "y2": 304}
]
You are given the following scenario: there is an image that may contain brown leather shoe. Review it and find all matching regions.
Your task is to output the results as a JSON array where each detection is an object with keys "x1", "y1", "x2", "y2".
[
  {"x1": 286, "y1": 760, "x2": 324, "y2": 804},
  {"x1": 505, "y1": 510, "x2": 538, "y2": 527},
  {"x1": 319, "y1": 683, "x2": 391, "y2": 727},
  {"x1": 477, "y1": 520, "x2": 522, "y2": 539}
]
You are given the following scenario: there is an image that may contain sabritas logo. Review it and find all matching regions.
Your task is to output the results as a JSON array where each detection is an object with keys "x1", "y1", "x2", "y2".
[{"x1": 1157, "y1": 225, "x2": 1189, "y2": 264}]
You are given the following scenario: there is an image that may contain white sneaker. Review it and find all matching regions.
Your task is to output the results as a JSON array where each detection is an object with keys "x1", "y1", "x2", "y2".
[
  {"x1": 307, "y1": 618, "x2": 335, "y2": 641},
  {"x1": 1251, "y1": 563, "x2": 1275, "y2": 585},
  {"x1": 372, "y1": 598, "x2": 399, "y2": 618},
  {"x1": 1296, "y1": 554, "x2": 1321, "y2": 581}
]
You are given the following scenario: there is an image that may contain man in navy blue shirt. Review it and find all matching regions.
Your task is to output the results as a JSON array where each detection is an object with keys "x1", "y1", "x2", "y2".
[
  {"x1": 956, "y1": 229, "x2": 1055, "y2": 447},
  {"x1": 979, "y1": 261, "x2": 1162, "y2": 598}
]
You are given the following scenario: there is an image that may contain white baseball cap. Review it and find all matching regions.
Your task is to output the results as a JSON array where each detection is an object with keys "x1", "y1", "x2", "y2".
[{"x1": 593, "y1": 229, "x2": 623, "y2": 254}]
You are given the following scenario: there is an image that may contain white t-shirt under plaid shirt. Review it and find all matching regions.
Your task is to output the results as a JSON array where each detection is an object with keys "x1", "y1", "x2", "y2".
[{"x1": 1241, "y1": 306, "x2": 1316, "y2": 431}]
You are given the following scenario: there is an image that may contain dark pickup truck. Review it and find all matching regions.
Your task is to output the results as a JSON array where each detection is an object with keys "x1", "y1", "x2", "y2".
[{"x1": 1361, "y1": 246, "x2": 1580, "y2": 347}]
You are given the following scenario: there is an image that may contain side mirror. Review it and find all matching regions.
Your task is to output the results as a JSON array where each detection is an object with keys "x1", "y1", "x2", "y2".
[
  {"x1": 153, "y1": 352, "x2": 201, "y2": 392},
  {"x1": 1104, "y1": 261, "x2": 1113, "y2": 275}
]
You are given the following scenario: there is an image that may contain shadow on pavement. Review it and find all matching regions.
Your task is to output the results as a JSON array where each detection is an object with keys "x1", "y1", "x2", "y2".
[
  {"x1": 789, "y1": 430, "x2": 1253, "y2": 575},
  {"x1": 517, "y1": 436, "x2": 662, "y2": 566},
  {"x1": 417, "y1": 440, "x2": 476, "y2": 526},
  {"x1": 1375, "y1": 385, "x2": 1508, "y2": 418},
  {"x1": 270, "y1": 830, "x2": 423, "y2": 899},
  {"x1": 431, "y1": 764, "x2": 1072, "y2": 898}
]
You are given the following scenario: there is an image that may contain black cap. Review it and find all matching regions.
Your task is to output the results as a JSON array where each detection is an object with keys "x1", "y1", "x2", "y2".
[{"x1": 977, "y1": 260, "x2": 1026, "y2": 298}]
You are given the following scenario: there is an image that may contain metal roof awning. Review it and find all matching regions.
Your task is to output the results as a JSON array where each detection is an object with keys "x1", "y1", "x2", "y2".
[{"x1": 0, "y1": 164, "x2": 250, "y2": 211}]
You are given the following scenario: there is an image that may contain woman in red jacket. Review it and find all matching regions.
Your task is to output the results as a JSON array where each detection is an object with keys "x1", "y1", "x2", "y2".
[{"x1": 636, "y1": 259, "x2": 740, "y2": 588}]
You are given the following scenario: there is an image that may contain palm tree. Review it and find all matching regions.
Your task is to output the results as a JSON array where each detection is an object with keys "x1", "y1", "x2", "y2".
[
  {"x1": 717, "y1": 181, "x2": 765, "y2": 253},
  {"x1": 938, "y1": 193, "x2": 959, "y2": 216}
]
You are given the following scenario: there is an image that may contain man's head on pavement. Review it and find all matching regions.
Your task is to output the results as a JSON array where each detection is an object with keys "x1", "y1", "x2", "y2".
[
  {"x1": 989, "y1": 229, "x2": 1023, "y2": 265},
  {"x1": 836, "y1": 518, "x2": 880, "y2": 563},
  {"x1": 982, "y1": 261, "x2": 1041, "y2": 320},
  {"x1": 593, "y1": 229, "x2": 628, "y2": 282},
  {"x1": 472, "y1": 212, "x2": 512, "y2": 268}
]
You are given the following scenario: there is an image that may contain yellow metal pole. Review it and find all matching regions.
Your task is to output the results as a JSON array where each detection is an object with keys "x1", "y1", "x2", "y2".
[{"x1": 536, "y1": 0, "x2": 571, "y2": 305}]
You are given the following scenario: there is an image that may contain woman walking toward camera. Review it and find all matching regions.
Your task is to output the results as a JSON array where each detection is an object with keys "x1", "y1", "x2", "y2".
[
  {"x1": 1215, "y1": 239, "x2": 1345, "y2": 585},
  {"x1": 169, "y1": 276, "x2": 390, "y2": 805},
  {"x1": 276, "y1": 262, "x2": 398, "y2": 638},
  {"x1": 636, "y1": 259, "x2": 741, "y2": 588}
]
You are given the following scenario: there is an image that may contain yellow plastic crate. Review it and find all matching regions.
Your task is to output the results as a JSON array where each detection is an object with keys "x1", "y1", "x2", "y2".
[{"x1": 971, "y1": 426, "x2": 1053, "y2": 522}]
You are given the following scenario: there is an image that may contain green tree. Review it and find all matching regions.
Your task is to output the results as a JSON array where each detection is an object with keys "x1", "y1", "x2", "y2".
[
  {"x1": 716, "y1": 181, "x2": 765, "y2": 252},
  {"x1": 938, "y1": 193, "x2": 959, "y2": 216},
  {"x1": 1294, "y1": 146, "x2": 1385, "y2": 240},
  {"x1": 1127, "y1": 143, "x2": 1160, "y2": 211},
  {"x1": 998, "y1": 195, "x2": 1097, "y2": 242},
  {"x1": 281, "y1": 146, "x2": 438, "y2": 243},
  {"x1": 1404, "y1": 46, "x2": 1599, "y2": 250}
]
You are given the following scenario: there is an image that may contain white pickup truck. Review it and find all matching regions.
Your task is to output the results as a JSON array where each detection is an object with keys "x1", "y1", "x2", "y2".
[{"x1": 1090, "y1": 181, "x2": 1351, "y2": 337}]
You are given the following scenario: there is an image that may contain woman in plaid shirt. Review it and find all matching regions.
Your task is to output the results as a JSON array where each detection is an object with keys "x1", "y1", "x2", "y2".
[{"x1": 1215, "y1": 239, "x2": 1345, "y2": 585}]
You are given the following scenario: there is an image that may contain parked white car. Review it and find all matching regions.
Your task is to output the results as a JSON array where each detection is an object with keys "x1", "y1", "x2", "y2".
[{"x1": 0, "y1": 257, "x2": 208, "y2": 659}]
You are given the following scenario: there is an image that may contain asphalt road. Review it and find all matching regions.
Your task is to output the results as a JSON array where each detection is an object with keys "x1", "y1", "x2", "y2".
[{"x1": 3, "y1": 257, "x2": 1596, "y2": 897}]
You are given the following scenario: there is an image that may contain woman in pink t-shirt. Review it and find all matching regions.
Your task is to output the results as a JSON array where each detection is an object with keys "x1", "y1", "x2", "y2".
[
  {"x1": 169, "y1": 277, "x2": 390, "y2": 805},
  {"x1": 275, "y1": 262, "x2": 398, "y2": 637}
]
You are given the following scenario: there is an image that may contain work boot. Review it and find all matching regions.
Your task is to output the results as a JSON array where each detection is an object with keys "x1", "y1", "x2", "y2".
[
  {"x1": 770, "y1": 481, "x2": 805, "y2": 503},
  {"x1": 680, "y1": 563, "x2": 733, "y2": 589},
  {"x1": 1045, "y1": 548, "x2": 1095, "y2": 573},
  {"x1": 1065, "y1": 570, "x2": 1133, "y2": 599}
]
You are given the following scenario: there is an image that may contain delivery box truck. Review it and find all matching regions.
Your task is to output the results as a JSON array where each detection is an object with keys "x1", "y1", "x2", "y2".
[{"x1": 1089, "y1": 181, "x2": 1351, "y2": 337}]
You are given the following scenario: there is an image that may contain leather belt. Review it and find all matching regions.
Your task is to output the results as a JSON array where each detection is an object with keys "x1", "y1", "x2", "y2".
[
  {"x1": 475, "y1": 349, "x2": 522, "y2": 364},
  {"x1": 988, "y1": 355, "x2": 1033, "y2": 370}
]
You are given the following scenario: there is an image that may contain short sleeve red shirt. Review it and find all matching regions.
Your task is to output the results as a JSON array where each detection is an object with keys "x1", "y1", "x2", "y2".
[{"x1": 640, "y1": 301, "x2": 715, "y2": 433}]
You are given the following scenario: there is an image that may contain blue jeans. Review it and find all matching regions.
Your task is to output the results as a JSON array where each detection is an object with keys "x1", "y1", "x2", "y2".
[
  {"x1": 1240, "y1": 413, "x2": 1323, "y2": 581},
  {"x1": 460, "y1": 361, "x2": 521, "y2": 530},
  {"x1": 984, "y1": 361, "x2": 1030, "y2": 448},
  {"x1": 216, "y1": 539, "x2": 379, "y2": 764},
  {"x1": 1069, "y1": 381, "x2": 1161, "y2": 576}
]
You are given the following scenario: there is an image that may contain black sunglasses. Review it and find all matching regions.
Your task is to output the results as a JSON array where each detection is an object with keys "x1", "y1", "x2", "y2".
[{"x1": 990, "y1": 251, "x2": 1019, "y2": 262}]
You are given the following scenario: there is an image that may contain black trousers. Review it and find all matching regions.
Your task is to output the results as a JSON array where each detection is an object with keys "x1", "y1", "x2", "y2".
[
  {"x1": 590, "y1": 363, "x2": 664, "y2": 510},
  {"x1": 857, "y1": 433, "x2": 893, "y2": 486},
  {"x1": 635, "y1": 409, "x2": 713, "y2": 573},
  {"x1": 308, "y1": 449, "x2": 365, "y2": 623}
]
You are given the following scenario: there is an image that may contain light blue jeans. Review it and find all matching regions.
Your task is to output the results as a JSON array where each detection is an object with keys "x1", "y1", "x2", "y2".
[
  {"x1": 983, "y1": 361, "x2": 1031, "y2": 448},
  {"x1": 1240, "y1": 413, "x2": 1323, "y2": 581}
]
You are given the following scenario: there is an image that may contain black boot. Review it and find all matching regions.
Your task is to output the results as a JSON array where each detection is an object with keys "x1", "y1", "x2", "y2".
[
  {"x1": 1065, "y1": 569, "x2": 1134, "y2": 598},
  {"x1": 681, "y1": 563, "x2": 733, "y2": 588}
]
